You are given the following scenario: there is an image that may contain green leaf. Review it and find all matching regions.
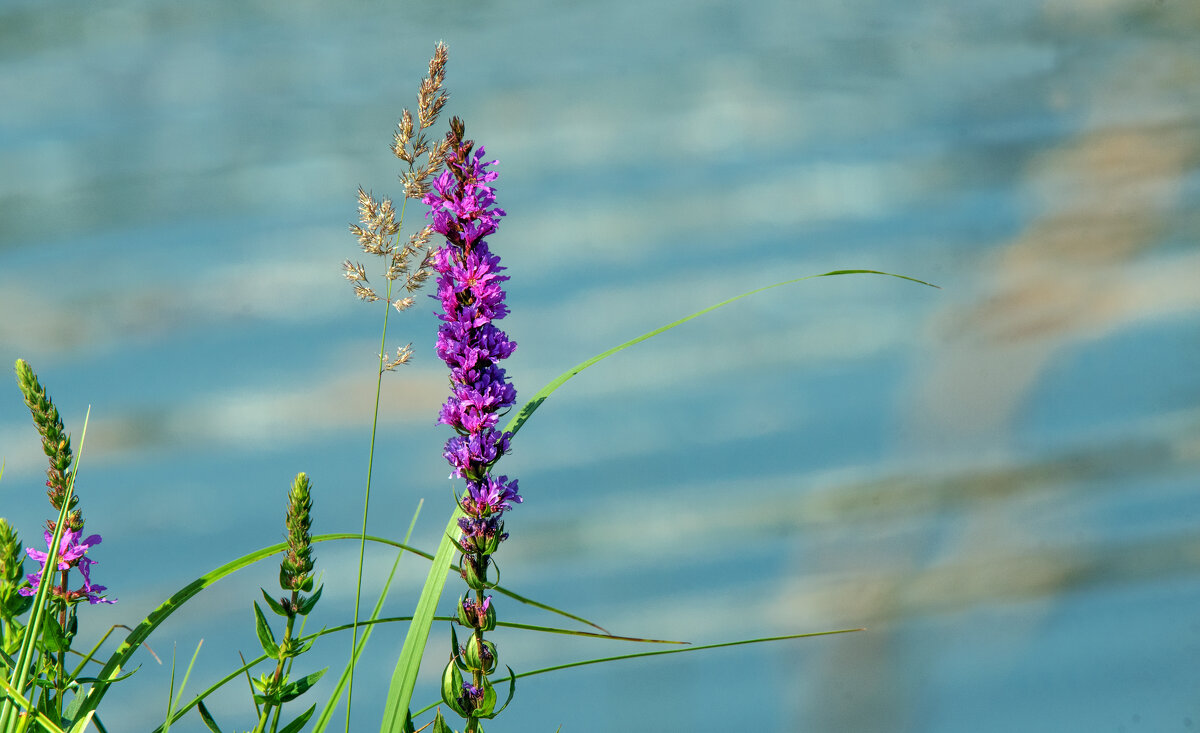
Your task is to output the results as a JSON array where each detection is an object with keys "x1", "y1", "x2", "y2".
[
  {"x1": 493, "y1": 666, "x2": 516, "y2": 718},
  {"x1": 276, "y1": 668, "x2": 326, "y2": 703},
  {"x1": 309, "y1": 533, "x2": 607, "y2": 633},
  {"x1": 3, "y1": 591, "x2": 32, "y2": 617},
  {"x1": 196, "y1": 701, "x2": 223, "y2": 733},
  {"x1": 439, "y1": 656, "x2": 466, "y2": 718},
  {"x1": 252, "y1": 602, "x2": 279, "y2": 658},
  {"x1": 278, "y1": 704, "x2": 317, "y2": 733},
  {"x1": 449, "y1": 623, "x2": 465, "y2": 670},
  {"x1": 501, "y1": 270, "x2": 938, "y2": 441},
  {"x1": 261, "y1": 589, "x2": 288, "y2": 617},
  {"x1": 430, "y1": 709, "x2": 455, "y2": 733},
  {"x1": 297, "y1": 584, "x2": 323, "y2": 616},
  {"x1": 41, "y1": 610, "x2": 70, "y2": 653},
  {"x1": 74, "y1": 666, "x2": 139, "y2": 685},
  {"x1": 293, "y1": 635, "x2": 316, "y2": 655},
  {"x1": 412, "y1": 628, "x2": 864, "y2": 719}
]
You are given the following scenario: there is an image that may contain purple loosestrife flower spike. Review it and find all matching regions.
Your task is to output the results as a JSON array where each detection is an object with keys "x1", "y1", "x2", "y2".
[
  {"x1": 428, "y1": 119, "x2": 520, "y2": 725},
  {"x1": 425, "y1": 122, "x2": 521, "y2": 543}
]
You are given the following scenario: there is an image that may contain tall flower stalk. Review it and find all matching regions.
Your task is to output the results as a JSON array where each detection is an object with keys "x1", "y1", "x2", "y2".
[
  {"x1": 1, "y1": 360, "x2": 113, "y2": 729},
  {"x1": 248, "y1": 472, "x2": 324, "y2": 733},
  {"x1": 427, "y1": 118, "x2": 520, "y2": 731}
]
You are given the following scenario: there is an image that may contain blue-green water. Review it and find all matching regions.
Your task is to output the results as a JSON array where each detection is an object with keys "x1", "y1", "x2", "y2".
[{"x1": 2, "y1": 1, "x2": 1199, "y2": 730}]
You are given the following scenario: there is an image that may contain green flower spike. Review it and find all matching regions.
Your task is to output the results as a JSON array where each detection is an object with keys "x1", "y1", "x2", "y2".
[{"x1": 14, "y1": 359, "x2": 81, "y2": 530}]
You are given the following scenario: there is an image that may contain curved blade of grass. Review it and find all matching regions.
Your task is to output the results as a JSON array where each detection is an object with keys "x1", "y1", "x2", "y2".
[
  {"x1": 72, "y1": 541, "x2": 291, "y2": 721},
  {"x1": 411, "y1": 628, "x2": 864, "y2": 719},
  {"x1": 60, "y1": 526, "x2": 603, "y2": 727},
  {"x1": 312, "y1": 533, "x2": 607, "y2": 633},
  {"x1": 154, "y1": 615, "x2": 686, "y2": 731},
  {"x1": 502, "y1": 270, "x2": 937, "y2": 440},
  {"x1": 162, "y1": 640, "x2": 203, "y2": 733}
]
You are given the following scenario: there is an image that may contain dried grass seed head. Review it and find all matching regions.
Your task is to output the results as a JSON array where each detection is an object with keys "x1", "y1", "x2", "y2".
[
  {"x1": 342, "y1": 260, "x2": 368, "y2": 283},
  {"x1": 383, "y1": 343, "x2": 415, "y2": 370},
  {"x1": 418, "y1": 42, "x2": 449, "y2": 129}
]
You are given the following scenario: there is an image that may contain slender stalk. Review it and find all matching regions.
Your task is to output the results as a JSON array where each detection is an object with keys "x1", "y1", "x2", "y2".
[{"x1": 346, "y1": 197, "x2": 409, "y2": 730}]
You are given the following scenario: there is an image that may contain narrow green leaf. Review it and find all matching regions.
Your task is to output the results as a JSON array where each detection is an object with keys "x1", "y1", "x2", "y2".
[
  {"x1": 297, "y1": 585, "x2": 323, "y2": 616},
  {"x1": 479, "y1": 666, "x2": 515, "y2": 720},
  {"x1": 72, "y1": 540, "x2": 293, "y2": 721},
  {"x1": 309, "y1": 533, "x2": 608, "y2": 633},
  {"x1": 378, "y1": 509, "x2": 464, "y2": 732},
  {"x1": 277, "y1": 668, "x2": 326, "y2": 703},
  {"x1": 261, "y1": 590, "x2": 289, "y2": 618},
  {"x1": 502, "y1": 270, "x2": 937, "y2": 440},
  {"x1": 278, "y1": 704, "x2": 317, "y2": 733},
  {"x1": 253, "y1": 602, "x2": 280, "y2": 658},
  {"x1": 448, "y1": 624, "x2": 464, "y2": 670},
  {"x1": 412, "y1": 628, "x2": 864, "y2": 718},
  {"x1": 503, "y1": 628, "x2": 861, "y2": 680},
  {"x1": 196, "y1": 701, "x2": 223, "y2": 733},
  {"x1": 164, "y1": 639, "x2": 203, "y2": 733}
]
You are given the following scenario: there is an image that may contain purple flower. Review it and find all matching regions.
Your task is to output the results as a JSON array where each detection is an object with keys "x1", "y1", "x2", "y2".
[
  {"x1": 20, "y1": 528, "x2": 115, "y2": 605},
  {"x1": 458, "y1": 682, "x2": 485, "y2": 712},
  {"x1": 426, "y1": 136, "x2": 521, "y2": 545}
]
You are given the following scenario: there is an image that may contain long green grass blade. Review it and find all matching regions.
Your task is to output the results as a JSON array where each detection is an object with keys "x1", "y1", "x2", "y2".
[
  {"x1": 71, "y1": 541, "x2": 291, "y2": 721},
  {"x1": 311, "y1": 534, "x2": 606, "y2": 633},
  {"x1": 410, "y1": 628, "x2": 864, "y2": 719},
  {"x1": 378, "y1": 508, "x2": 462, "y2": 732},
  {"x1": 162, "y1": 640, "x2": 203, "y2": 733},
  {"x1": 502, "y1": 270, "x2": 937, "y2": 440}
]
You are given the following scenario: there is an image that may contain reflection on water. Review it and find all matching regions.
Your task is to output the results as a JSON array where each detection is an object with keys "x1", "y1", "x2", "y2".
[{"x1": 1, "y1": 0, "x2": 1198, "y2": 731}]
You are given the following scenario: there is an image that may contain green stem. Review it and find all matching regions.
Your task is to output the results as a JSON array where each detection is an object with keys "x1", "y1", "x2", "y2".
[
  {"x1": 347, "y1": 196, "x2": 409, "y2": 732},
  {"x1": 260, "y1": 592, "x2": 299, "y2": 733}
]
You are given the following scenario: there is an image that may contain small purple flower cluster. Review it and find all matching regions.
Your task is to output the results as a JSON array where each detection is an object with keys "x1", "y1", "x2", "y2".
[
  {"x1": 425, "y1": 129, "x2": 521, "y2": 557},
  {"x1": 20, "y1": 528, "x2": 114, "y2": 605}
]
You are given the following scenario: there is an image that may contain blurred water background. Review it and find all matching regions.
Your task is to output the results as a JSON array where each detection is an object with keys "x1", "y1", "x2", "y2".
[{"x1": 2, "y1": 0, "x2": 1199, "y2": 730}]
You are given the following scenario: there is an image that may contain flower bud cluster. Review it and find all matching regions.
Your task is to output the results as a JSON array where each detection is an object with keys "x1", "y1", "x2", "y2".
[{"x1": 426, "y1": 120, "x2": 519, "y2": 726}]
